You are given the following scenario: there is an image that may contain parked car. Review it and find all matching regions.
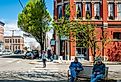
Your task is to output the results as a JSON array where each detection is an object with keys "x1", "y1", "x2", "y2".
[
  {"x1": 14, "y1": 50, "x2": 24, "y2": 54},
  {"x1": 22, "y1": 50, "x2": 39, "y2": 59},
  {"x1": 32, "y1": 50, "x2": 39, "y2": 58},
  {"x1": 2, "y1": 50, "x2": 13, "y2": 55}
]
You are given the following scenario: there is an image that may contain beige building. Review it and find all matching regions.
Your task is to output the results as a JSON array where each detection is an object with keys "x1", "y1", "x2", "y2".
[
  {"x1": 4, "y1": 36, "x2": 24, "y2": 51},
  {"x1": 0, "y1": 21, "x2": 4, "y2": 51}
]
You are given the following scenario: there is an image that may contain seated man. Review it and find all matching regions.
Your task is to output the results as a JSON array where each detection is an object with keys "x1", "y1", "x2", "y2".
[
  {"x1": 90, "y1": 58, "x2": 106, "y2": 82},
  {"x1": 69, "y1": 57, "x2": 84, "y2": 82}
]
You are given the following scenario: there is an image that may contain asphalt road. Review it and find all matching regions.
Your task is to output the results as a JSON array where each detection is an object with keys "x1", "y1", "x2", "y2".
[{"x1": 0, "y1": 55, "x2": 121, "y2": 82}]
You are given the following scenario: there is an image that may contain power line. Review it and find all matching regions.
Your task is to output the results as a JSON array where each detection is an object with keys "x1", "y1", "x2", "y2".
[{"x1": 19, "y1": 0, "x2": 24, "y2": 9}]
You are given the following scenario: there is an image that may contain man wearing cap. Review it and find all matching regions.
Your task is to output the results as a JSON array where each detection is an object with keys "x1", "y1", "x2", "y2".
[{"x1": 90, "y1": 58, "x2": 106, "y2": 82}]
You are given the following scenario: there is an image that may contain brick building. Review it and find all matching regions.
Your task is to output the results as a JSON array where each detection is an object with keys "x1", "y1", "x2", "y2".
[
  {"x1": 54, "y1": 0, "x2": 121, "y2": 61},
  {"x1": 0, "y1": 21, "x2": 4, "y2": 51},
  {"x1": 4, "y1": 36, "x2": 24, "y2": 52}
]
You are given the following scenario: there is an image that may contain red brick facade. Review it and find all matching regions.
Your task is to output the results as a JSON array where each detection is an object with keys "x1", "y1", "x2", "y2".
[{"x1": 54, "y1": 0, "x2": 121, "y2": 61}]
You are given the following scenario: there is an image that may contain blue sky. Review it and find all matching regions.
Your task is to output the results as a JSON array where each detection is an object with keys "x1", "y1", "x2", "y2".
[
  {"x1": 0, "y1": 0, "x2": 53, "y2": 22},
  {"x1": 0, "y1": 0, "x2": 53, "y2": 45}
]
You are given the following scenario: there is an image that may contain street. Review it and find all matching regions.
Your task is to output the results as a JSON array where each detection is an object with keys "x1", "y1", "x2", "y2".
[
  {"x1": 0, "y1": 55, "x2": 121, "y2": 82},
  {"x1": 0, "y1": 55, "x2": 69, "y2": 82}
]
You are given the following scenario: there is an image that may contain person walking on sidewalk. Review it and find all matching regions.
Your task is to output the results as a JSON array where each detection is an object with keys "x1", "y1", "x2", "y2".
[
  {"x1": 69, "y1": 57, "x2": 84, "y2": 82},
  {"x1": 41, "y1": 50, "x2": 47, "y2": 68},
  {"x1": 90, "y1": 58, "x2": 106, "y2": 82}
]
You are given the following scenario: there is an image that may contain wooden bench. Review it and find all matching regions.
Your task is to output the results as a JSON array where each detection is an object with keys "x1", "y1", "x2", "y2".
[{"x1": 67, "y1": 66, "x2": 109, "y2": 81}]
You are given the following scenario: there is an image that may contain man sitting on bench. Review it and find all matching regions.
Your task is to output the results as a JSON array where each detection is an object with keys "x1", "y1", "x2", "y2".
[
  {"x1": 69, "y1": 57, "x2": 84, "y2": 82},
  {"x1": 90, "y1": 58, "x2": 106, "y2": 82}
]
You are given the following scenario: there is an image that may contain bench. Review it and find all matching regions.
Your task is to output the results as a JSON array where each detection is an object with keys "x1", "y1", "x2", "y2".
[{"x1": 67, "y1": 66, "x2": 109, "y2": 81}]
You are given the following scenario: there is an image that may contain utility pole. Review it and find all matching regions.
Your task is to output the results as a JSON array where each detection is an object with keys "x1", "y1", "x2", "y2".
[
  {"x1": 9, "y1": 30, "x2": 21, "y2": 51},
  {"x1": 19, "y1": 0, "x2": 24, "y2": 9}
]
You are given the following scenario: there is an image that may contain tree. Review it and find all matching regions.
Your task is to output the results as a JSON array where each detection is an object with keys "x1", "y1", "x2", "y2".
[{"x1": 18, "y1": 0, "x2": 51, "y2": 51}]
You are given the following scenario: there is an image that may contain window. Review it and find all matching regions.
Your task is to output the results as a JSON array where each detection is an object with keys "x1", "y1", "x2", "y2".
[
  {"x1": 16, "y1": 46, "x2": 17, "y2": 50},
  {"x1": 10, "y1": 46, "x2": 11, "y2": 50},
  {"x1": 10, "y1": 39, "x2": 11, "y2": 43},
  {"x1": 18, "y1": 46, "x2": 20, "y2": 49},
  {"x1": 18, "y1": 39, "x2": 20, "y2": 43},
  {"x1": 76, "y1": 3, "x2": 82, "y2": 19},
  {"x1": 64, "y1": 3, "x2": 70, "y2": 19},
  {"x1": 58, "y1": 5, "x2": 62, "y2": 19},
  {"x1": 5, "y1": 39, "x2": 9, "y2": 43},
  {"x1": 117, "y1": 3, "x2": 121, "y2": 19},
  {"x1": 13, "y1": 39, "x2": 14, "y2": 43},
  {"x1": 94, "y1": 3, "x2": 100, "y2": 20},
  {"x1": 15, "y1": 39, "x2": 17, "y2": 43},
  {"x1": 113, "y1": 32, "x2": 121, "y2": 40},
  {"x1": 108, "y1": 3, "x2": 114, "y2": 20},
  {"x1": 85, "y1": 3, "x2": 91, "y2": 19},
  {"x1": 5, "y1": 46, "x2": 9, "y2": 49}
]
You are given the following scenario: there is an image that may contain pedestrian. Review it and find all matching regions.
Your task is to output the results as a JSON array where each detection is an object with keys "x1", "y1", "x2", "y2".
[
  {"x1": 69, "y1": 57, "x2": 84, "y2": 82},
  {"x1": 90, "y1": 58, "x2": 106, "y2": 82},
  {"x1": 47, "y1": 49, "x2": 52, "y2": 60},
  {"x1": 41, "y1": 50, "x2": 47, "y2": 68}
]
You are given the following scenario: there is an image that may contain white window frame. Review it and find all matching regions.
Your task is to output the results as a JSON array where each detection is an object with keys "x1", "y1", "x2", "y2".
[
  {"x1": 108, "y1": 3, "x2": 114, "y2": 19},
  {"x1": 85, "y1": 3, "x2": 91, "y2": 19},
  {"x1": 64, "y1": 3, "x2": 69, "y2": 19},
  {"x1": 117, "y1": 3, "x2": 121, "y2": 20},
  {"x1": 76, "y1": 3, "x2": 82, "y2": 18},
  {"x1": 58, "y1": 5, "x2": 62, "y2": 19},
  {"x1": 94, "y1": 3, "x2": 100, "y2": 19}
]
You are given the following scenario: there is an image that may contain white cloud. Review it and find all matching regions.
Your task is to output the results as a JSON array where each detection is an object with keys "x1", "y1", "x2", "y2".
[
  {"x1": 4, "y1": 20, "x2": 22, "y2": 36},
  {"x1": 3, "y1": 20, "x2": 53, "y2": 48}
]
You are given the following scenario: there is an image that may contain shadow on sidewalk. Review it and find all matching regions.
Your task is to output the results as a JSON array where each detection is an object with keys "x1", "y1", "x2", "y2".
[{"x1": 0, "y1": 80, "x2": 68, "y2": 82}]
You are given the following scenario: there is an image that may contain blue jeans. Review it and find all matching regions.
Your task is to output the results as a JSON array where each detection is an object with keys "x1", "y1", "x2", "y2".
[
  {"x1": 70, "y1": 68, "x2": 80, "y2": 82},
  {"x1": 90, "y1": 74, "x2": 104, "y2": 82}
]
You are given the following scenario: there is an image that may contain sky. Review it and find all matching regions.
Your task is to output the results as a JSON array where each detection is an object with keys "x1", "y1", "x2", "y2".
[{"x1": 0, "y1": 0, "x2": 53, "y2": 47}]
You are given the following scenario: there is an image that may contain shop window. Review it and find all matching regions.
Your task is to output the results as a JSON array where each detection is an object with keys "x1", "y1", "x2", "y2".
[
  {"x1": 117, "y1": 3, "x2": 121, "y2": 19},
  {"x1": 94, "y1": 3, "x2": 100, "y2": 20},
  {"x1": 76, "y1": 3, "x2": 82, "y2": 19},
  {"x1": 58, "y1": 5, "x2": 62, "y2": 19},
  {"x1": 85, "y1": 3, "x2": 91, "y2": 19},
  {"x1": 113, "y1": 32, "x2": 121, "y2": 40},
  {"x1": 108, "y1": 3, "x2": 114, "y2": 20}
]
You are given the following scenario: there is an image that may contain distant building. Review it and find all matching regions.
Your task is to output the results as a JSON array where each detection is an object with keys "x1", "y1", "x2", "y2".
[
  {"x1": 4, "y1": 36, "x2": 24, "y2": 51},
  {"x1": 0, "y1": 21, "x2": 5, "y2": 51}
]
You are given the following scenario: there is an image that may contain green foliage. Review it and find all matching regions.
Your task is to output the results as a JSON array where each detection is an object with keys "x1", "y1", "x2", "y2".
[
  {"x1": 18, "y1": 0, "x2": 51, "y2": 50},
  {"x1": 53, "y1": 4, "x2": 97, "y2": 59}
]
